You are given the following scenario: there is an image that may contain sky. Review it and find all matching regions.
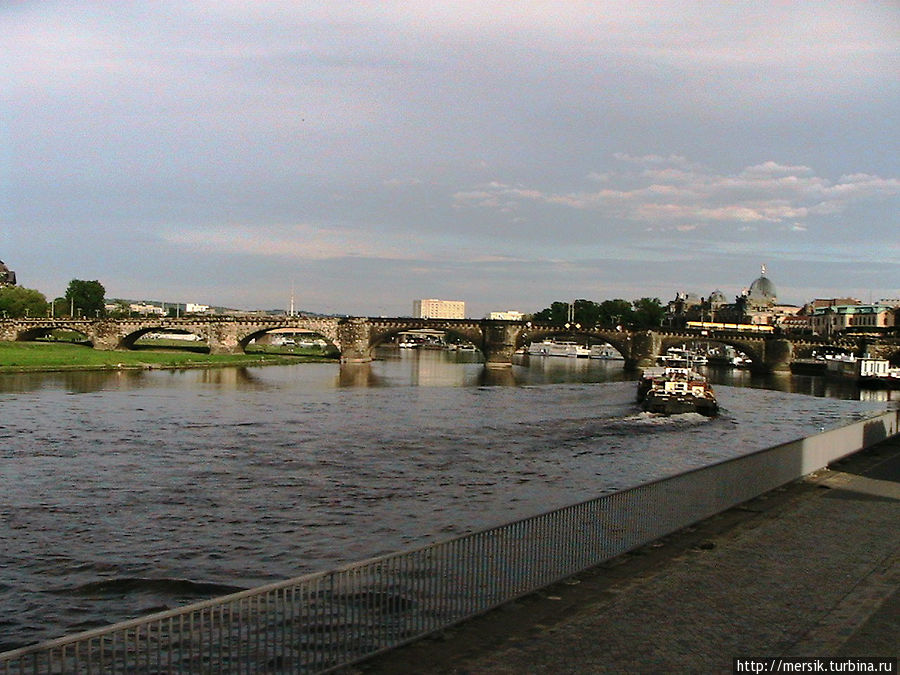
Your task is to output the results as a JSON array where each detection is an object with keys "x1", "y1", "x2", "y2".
[{"x1": 2, "y1": 2, "x2": 898, "y2": 317}]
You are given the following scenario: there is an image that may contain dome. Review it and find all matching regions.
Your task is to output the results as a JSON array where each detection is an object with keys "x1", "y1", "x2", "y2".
[
  {"x1": 708, "y1": 289, "x2": 726, "y2": 306},
  {"x1": 748, "y1": 275, "x2": 777, "y2": 306}
]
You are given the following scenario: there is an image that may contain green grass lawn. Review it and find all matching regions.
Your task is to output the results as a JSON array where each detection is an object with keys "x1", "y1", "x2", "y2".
[{"x1": 0, "y1": 341, "x2": 336, "y2": 372}]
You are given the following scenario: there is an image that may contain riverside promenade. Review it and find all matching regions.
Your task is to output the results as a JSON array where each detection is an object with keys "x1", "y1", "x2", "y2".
[{"x1": 355, "y1": 435, "x2": 900, "y2": 674}]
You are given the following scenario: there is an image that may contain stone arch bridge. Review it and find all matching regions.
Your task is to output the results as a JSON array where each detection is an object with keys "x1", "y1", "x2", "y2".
[{"x1": 1, "y1": 316, "x2": 896, "y2": 372}]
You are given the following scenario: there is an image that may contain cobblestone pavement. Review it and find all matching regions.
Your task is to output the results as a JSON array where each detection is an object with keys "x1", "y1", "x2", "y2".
[{"x1": 354, "y1": 437, "x2": 900, "y2": 674}]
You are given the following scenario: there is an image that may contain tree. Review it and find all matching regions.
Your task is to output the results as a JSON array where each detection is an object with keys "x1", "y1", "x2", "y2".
[
  {"x1": 597, "y1": 299, "x2": 633, "y2": 328},
  {"x1": 0, "y1": 286, "x2": 50, "y2": 318},
  {"x1": 533, "y1": 297, "x2": 665, "y2": 329},
  {"x1": 532, "y1": 301, "x2": 570, "y2": 324},
  {"x1": 631, "y1": 297, "x2": 665, "y2": 329},
  {"x1": 532, "y1": 300, "x2": 601, "y2": 327},
  {"x1": 65, "y1": 279, "x2": 106, "y2": 318},
  {"x1": 572, "y1": 299, "x2": 601, "y2": 327}
]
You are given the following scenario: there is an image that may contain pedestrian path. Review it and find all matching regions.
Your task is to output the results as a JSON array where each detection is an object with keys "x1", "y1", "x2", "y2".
[{"x1": 354, "y1": 437, "x2": 900, "y2": 674}]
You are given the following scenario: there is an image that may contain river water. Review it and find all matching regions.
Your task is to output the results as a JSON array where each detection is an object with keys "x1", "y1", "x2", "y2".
[{"x1": 0, "y1": 349, "x2": 892, "y2": 650}]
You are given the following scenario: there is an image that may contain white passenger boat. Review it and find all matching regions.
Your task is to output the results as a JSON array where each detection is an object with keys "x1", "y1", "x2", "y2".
[
  {"x1": 659, "y1": 346, "x2": 707, "y2": 366},
  {"x1": 589, "y1": 344, "x2": 623, "y2": 360},
  {"x1": 527, "y1": 340, "x2": 590, "y2": 357}
]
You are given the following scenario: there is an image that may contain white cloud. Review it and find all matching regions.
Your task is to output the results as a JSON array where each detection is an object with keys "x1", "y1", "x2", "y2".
[
  {"x1": 453, "y1": 156, "x2": 900, "y2": 230},
  {"x1": 740, "y1": 161, "x2": 815, "y2": 177}
]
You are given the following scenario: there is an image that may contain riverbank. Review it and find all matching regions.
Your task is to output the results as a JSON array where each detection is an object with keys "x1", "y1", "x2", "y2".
[
  {"x1": 355, "y1": 438, "x2": 900, "y2": 673},
  {"x1": 0, "y1": 341, "x2": 337, "y2": 373}
]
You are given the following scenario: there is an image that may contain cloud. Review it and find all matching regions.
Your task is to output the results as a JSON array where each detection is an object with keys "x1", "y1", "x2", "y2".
[
  {"x1": 740, "y1": 161, "x2": 815, "y2": 177},
  {"x1": 452, "y1": 157, "x2": 900, "y2": 230},
  {"x1": 161, "y1": 224, "x2": 423, "y2": 261},
  {"x1": 612, "y1": 153, "x2": 692, "y2": 167},
  {"x1": 383, "y1": 177, "x2": 424, "y2": 187}
]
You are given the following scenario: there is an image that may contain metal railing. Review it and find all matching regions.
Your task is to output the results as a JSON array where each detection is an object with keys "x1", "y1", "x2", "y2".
[{"x1": 2, "y1": 409, "x2": 897, "y2": 674}]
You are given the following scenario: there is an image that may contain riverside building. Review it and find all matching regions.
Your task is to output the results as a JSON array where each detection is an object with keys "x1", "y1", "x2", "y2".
[
  {"x1": 0, "y1": 260, "x2": 16, "y2": 287},
  {"x1": 413, "y1": 299, "x2": 466, "y2": 319}
]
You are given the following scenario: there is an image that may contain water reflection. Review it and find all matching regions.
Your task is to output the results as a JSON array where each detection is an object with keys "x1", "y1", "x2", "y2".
[
  {"x1": 0, "y1": 369, "x2": 149, "y2": 394},
  {"x1": 190, "y1": 367, "x2": 264, "y2": 389},
  {"x1": 478, "y1": 368, "x2": 517, "y2": 387},
  {"x1": 337, "y1": 363, "x2": 383, "y2": 387},
  {"x1": 0, "y1": 350, "x2": 893, "y2": 402},
  {"x1": 702, "y1": 365, "x2": 885, "y2": 401}
]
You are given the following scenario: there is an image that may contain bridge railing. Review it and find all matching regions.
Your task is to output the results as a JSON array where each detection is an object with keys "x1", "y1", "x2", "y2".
[{"x1": 2, "y1": 409, "x2": 897, "y2": 674}]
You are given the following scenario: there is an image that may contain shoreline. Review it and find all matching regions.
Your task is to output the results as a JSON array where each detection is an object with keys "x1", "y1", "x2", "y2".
[{"x1": 0, "y1": 341, "x2": 339, "y2": 374}]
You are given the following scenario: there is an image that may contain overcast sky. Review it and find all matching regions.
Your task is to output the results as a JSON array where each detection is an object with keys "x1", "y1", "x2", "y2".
[{"x1": 2, "y1": 2, "x2": 898, "y2": 316}]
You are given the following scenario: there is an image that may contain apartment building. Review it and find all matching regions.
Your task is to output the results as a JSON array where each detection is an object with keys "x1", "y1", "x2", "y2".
[{"x1": 413, "y1": 299, "x2": 466, "y2": 319}]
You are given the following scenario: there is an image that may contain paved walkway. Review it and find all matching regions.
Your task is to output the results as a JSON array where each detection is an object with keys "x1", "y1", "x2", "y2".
[{"x1": 354, "y1": 436, "x2": 900, "y2": 674}]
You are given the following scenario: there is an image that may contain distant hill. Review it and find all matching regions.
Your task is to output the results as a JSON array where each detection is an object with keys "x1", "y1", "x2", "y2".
[{"x1": 106, "y1": 298, "x2": 335, "y2": 317}]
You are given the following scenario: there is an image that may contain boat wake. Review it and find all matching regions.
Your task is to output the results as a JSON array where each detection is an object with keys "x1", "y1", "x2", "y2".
[{"x1": 619, "y1": 410, "x2": 715, "y2": 425}]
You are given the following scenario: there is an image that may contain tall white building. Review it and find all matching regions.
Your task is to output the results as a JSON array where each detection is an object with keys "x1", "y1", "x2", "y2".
[{"x1": 413, "y1": 299, "x2": 466, "y2": 319}]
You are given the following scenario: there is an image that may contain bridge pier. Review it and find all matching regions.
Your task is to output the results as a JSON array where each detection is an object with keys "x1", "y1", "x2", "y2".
[
  {"x1": 481, "y1": 321, "x2": 519, "y2": 368},
  {"x1": 87, "y1": 320, "x2": 126, "y2": 351},
  {"x1": 205, "y1": 322, "x2": 242, "y2": 355},
  {"x1": 625, "y1": 331, "x2": 659, "y2": 371},
  {"x1": 338, "y1": 318, "x2": 374, "y2": 363},
  {"x1": 761, "y1": 338, "x2": 794, "y2": 374}
]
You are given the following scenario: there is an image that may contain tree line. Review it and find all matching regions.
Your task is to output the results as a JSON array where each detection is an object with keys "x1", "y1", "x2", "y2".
[
  {"x1": 2, "y1": 280, "x2": 667, "y2": 328},
  {"x1": 0, "y1": 280, "x2": 106, "y2": 319},
  {"x1": 531, "y1": 298, "x2": 666, "y2": 330}
]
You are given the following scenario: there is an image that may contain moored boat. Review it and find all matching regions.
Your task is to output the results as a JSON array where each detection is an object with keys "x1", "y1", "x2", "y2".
[
  {"x1": 659, "y1": 345, "x2": 708, "y2": 366},
  {"x1": 825, "y1": 354, "x2": 898, "y2": 388},
  {"x1": 589, "y1": 343, "x2": 624, "y2": 360},
  {"x1": 527, "y1": 340, "x2": 590, "y2": 357}
]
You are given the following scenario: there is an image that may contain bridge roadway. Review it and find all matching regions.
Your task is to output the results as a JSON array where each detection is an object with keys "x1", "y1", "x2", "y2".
[{"x1": 0, "y1": 316, "x2": 896, "y2": 372}]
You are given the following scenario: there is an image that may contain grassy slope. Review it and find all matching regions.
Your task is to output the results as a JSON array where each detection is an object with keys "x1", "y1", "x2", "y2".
[{"x1": 0, "y1": 341, "x2": 335, "y2": 372}]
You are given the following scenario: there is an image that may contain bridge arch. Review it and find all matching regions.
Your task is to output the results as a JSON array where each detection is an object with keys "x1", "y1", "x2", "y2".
[
  {"x1": 237, "y1": 326, "x2": 340, "y2": 356},
  {"x1": 367, "y1": 326, "x2": 484, "y2": 354},
  {"x1": 517, "y1": 327, "x2": 630, "y2": 361},
  {"x1": 366, "y1": 320, "x2": 485, "y2": 355},
  {"x1": 120, "y1": 326, "x2": 209, "y2": 351},
  {"x1": 16, "y1": 324, "x2": 92, "y2": 344},
  {"x1": 657, "y1": 335, "x2": 764, "y2": 370},
  {"x1": 789, "y1": 342, "x2": 854, "y2": 361}
]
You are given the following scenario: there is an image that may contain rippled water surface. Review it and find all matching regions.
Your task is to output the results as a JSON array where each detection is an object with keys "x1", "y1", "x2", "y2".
[{"x1": 0, "y1": 350, "x2": 890, "y2": 649}]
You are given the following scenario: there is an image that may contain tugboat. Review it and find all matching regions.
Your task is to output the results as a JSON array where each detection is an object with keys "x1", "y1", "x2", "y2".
[{"x1": 636, "y1": 355, "x2": 718, "y2": 416}]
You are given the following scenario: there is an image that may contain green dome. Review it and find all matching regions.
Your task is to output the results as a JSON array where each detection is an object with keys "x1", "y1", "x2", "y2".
[{"x1": 748, "y1": 275, "x2": 777, "y2": 305}]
